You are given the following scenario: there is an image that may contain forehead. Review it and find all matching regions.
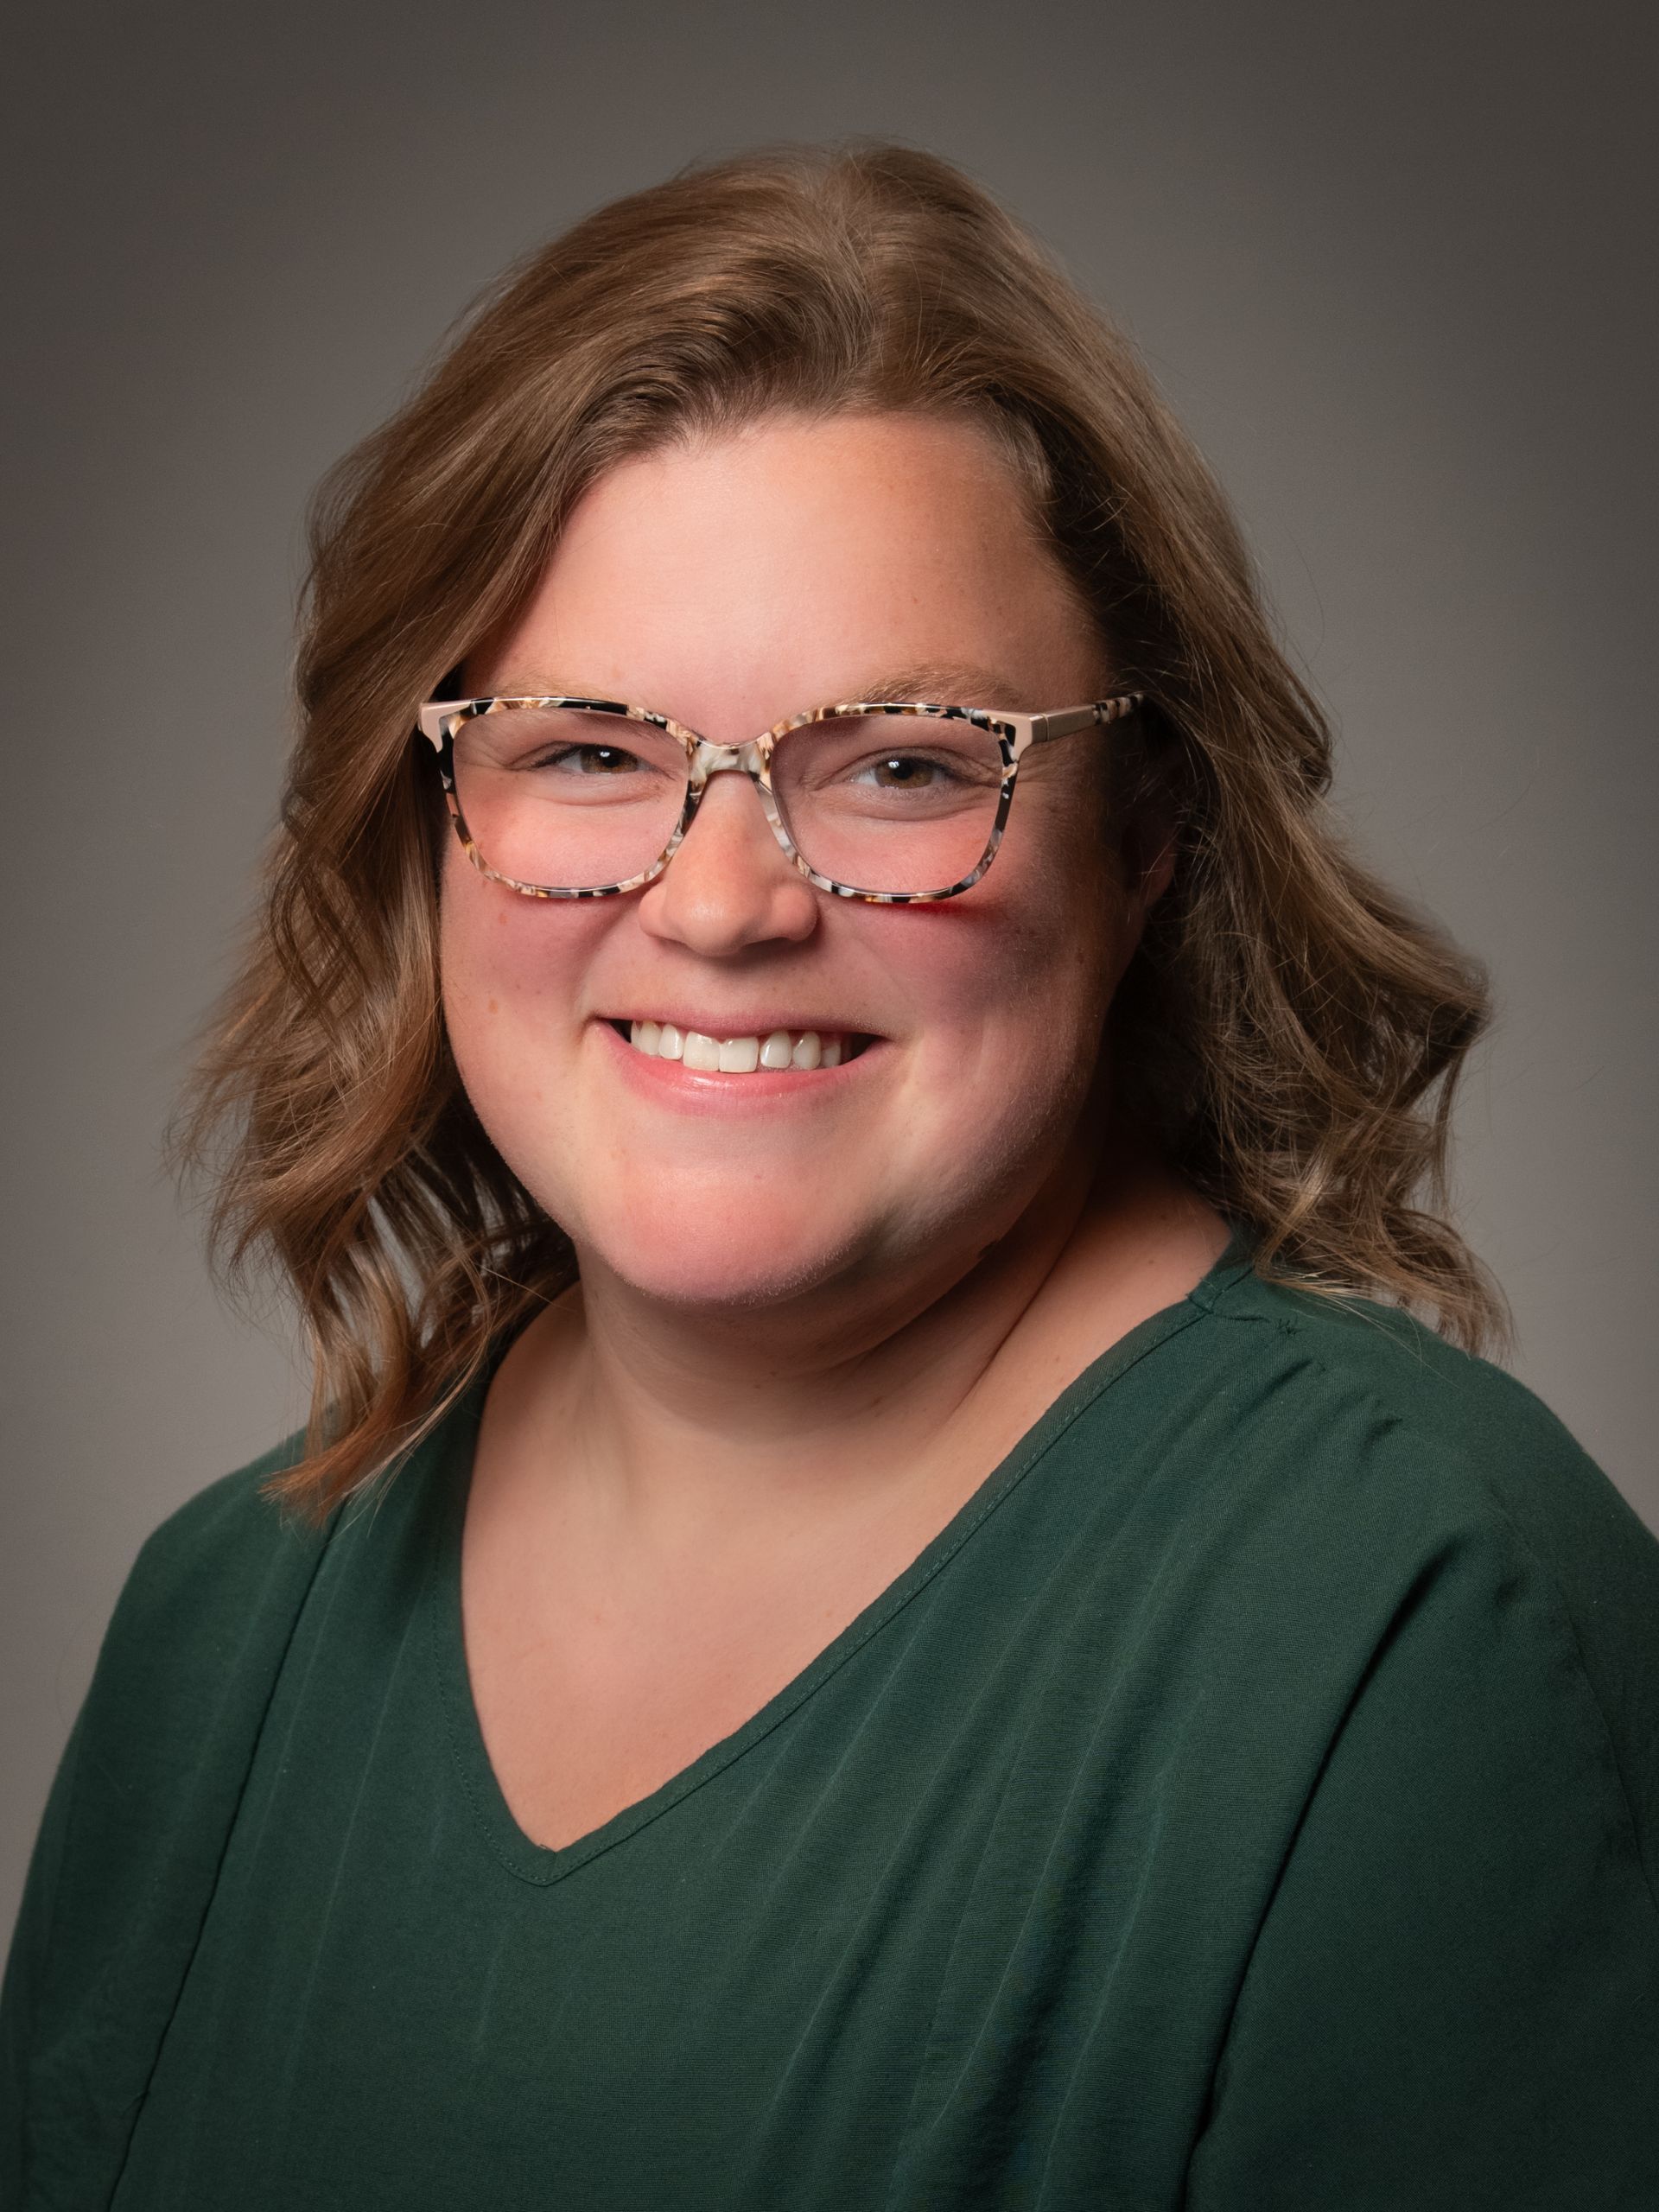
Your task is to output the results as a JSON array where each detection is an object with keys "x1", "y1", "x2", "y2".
[{"x1": 471, "y1": 411, "x2": 1104, "y2": 730}]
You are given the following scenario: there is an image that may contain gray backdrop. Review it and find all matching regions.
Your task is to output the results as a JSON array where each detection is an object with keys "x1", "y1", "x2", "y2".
[{"x1": 3, "y1": 0, "x2": 1654, "y2": 1946}]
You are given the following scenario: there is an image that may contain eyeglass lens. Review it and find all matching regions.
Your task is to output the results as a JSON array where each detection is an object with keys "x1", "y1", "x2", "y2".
[{"x1": 449, "y1": 705, "x2": 1007, "y2": 894}]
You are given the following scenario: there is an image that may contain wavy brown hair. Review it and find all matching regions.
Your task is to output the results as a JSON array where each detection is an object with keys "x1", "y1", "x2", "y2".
[{"x1": 175, "y1": 140, "x2": 1505, "y2": 1517}]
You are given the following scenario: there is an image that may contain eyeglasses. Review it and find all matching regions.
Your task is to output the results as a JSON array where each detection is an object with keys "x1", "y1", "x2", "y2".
[{"x1": 416, "y1": 691, "x2": 1144, "y2": 903}]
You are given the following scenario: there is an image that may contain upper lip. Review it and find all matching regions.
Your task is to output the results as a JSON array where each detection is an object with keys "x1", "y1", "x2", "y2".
[{"x1": 600, "y1": 1011, "x2": 880, "y2": 1038}]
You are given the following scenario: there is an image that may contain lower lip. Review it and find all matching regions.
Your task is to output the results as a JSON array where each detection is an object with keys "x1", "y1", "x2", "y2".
[{"x1": 594, "y1": 1019, "x2": 883, "y2": 1115}]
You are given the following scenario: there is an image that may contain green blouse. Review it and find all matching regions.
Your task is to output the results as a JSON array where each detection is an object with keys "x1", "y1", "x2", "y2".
[{"x1": 5, "y1": 1243, "x2": 1658, "y2": 2209}]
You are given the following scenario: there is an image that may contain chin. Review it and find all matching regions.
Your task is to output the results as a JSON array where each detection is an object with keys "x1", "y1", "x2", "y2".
[
  {"x1": 565, "y1": 1173, "x2": 877, "y2": 1313},
  {"x1": 588, "y1": 1222, "x2": 870, "y2": 1314}
]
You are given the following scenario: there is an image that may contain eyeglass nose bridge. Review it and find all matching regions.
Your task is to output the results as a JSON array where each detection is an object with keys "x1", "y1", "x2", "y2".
[
  {"x1": 675, "y1": 736, "x2": 799, "y2": 880},
  {"x1": 687, "y1": 736, "x2": 772, "y2": 791}
]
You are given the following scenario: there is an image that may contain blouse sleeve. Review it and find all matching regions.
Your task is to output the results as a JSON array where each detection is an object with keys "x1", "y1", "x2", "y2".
[
  {"x1": 1185, "y1": 1481, "x2": 1659, "y2": 2210},
  {"x1": 0, "y1": 1440, "x2": 327, "y2": 2210}
]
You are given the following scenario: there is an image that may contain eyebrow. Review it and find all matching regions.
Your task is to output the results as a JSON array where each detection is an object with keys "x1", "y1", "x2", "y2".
[
  {"x1": 836, "y1": 663, "x2": 1041, "y2": 709},
  {"x1": 477, "y1": 661, "x2": 1047, "y2": 714}
]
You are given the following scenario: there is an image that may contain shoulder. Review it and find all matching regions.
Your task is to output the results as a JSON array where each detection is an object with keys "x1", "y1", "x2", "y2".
[
  {"x1": 1178, "y1": 1259, "x2": 1659, "y2": 1887},
  {"x1": 1, "y1": 1427, "x2": 343, "y2": 2194},
  {"x1": 1187, "y1": 1257, "x2": 1655, "y2": 1573},
  {"x1": 93, "y1": 1427, "x2": 335, "y2": 1714},
  {"x1": 119, "y1": 1422, "x2": 323, "y2": 1595},
  {"x1": 1173, "y1": 1274, "x2": 1659, "y2": 2206},
  {"x1": 22, "y1": 1424, "x2": 344, "y2": 1942},
  {"x1": 66, "y1": 1426, "x2": 336, "y2": 1828},
  {"x1": 81, "y1": 1389, "x2": 483, "y2": 1759}
]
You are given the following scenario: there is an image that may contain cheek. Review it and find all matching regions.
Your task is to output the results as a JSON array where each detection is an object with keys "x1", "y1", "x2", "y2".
[
  {"x1": 852, "y1": 899, "x2": 1116, "y2": 1217},
  {"x1": 871, "y1": 833, "x2": 1118, "y2": 1069},
  {"x1": 439, "y1": 855, "x2": 607, "y2": 1111}
]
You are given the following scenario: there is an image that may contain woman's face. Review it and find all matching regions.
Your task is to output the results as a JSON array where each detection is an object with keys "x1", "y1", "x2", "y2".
[{"x1": 442, "y1": 410, "x2": 1160, "y2": 1315}]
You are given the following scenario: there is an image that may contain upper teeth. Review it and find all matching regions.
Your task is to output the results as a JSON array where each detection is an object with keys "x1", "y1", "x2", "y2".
[{"x1": 627, "y1": 1021, "x2": 846, "y2": 1071}]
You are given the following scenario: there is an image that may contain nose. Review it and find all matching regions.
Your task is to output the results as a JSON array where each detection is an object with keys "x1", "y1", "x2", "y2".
[{"x1": 636, "y1": 766, "x2": 819, "y2": 955}]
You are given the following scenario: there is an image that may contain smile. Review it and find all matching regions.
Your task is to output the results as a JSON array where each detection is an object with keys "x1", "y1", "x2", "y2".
[{"x1": 613, "y1": 1020, "x2": 872, "y2": 1073}]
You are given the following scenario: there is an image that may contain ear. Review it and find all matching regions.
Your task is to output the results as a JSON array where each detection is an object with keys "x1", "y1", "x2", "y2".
[{"x1": 1118, "y1": 792, "x2": 1179, "y2": 923}]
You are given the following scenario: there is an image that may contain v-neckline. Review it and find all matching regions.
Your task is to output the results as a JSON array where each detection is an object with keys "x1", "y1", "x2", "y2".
[{"x1": 424, "y1": 1230, "x2": 1252, "y2": 1886}]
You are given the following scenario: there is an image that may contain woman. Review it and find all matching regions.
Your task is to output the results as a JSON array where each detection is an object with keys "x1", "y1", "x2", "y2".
[{"x1": 3, "y1": 143, "x2": 1656, "y2": 2209}]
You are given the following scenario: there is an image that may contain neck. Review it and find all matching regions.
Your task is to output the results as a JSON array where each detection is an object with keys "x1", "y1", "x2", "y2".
[{"x1": 480, "y1": 1128, "x2": 1229, "y2": 1548}]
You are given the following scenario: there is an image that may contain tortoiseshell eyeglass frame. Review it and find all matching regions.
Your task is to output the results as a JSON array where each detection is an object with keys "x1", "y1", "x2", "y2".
[{"x1": 416, "y1": 692, "x2": 1145, "y2": 905}]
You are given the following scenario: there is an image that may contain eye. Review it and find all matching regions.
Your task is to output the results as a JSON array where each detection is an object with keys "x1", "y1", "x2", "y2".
[
  {"x1": 850, "y1": 752, "x2": 960, "y2": 790},
  {"x1": 540, "y1": 743, "x2": 648, "y2": 777}
]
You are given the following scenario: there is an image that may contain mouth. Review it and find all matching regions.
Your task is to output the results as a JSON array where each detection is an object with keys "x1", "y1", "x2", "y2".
[{"x1": 606, "y1": 1018, "x2": 875, "y2": 1074}]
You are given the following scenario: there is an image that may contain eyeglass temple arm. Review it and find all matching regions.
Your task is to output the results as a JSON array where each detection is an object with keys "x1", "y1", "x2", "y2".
[{"x1": 1027, "y1": 695, "x2": 1144, "y2": 747}]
